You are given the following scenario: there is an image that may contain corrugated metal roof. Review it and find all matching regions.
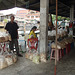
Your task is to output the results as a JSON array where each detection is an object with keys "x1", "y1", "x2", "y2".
[
  {"x1": 22, "y1": 0, "x2": 75, "y2": 17},
  {"x1": 0, "y1": 0, "x2": 26, "y2": 10},
  {"x1": 0, "y1": 0, "x2": 75, "y2": 17}
]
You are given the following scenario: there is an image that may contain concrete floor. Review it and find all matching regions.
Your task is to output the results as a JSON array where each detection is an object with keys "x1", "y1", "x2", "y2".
[{"x1": 0, "y1": 48, "x2": 75, "y2": 75}]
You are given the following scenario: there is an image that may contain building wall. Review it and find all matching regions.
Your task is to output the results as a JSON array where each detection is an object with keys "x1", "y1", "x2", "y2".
[{"x1": 15, "y1": 10, "x2": 40, "y2": 24}]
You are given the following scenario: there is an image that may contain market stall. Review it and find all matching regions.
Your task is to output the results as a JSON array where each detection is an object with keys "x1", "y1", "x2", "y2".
[
  {"x1": 48, "y1": 20, "x2": 75, "y2": 60},
  {"x1": 0, "y1": 32, "x2": 17, "y2": 69}
]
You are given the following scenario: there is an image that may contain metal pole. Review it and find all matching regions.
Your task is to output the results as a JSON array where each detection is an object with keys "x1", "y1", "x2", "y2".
[{"x1": 55, "y1": 0, "x2": 58, "y2": 75}]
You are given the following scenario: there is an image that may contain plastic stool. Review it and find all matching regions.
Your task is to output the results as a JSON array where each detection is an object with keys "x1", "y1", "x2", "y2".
[
  {"x1": 50, "y1": 48, "x2": 62, "y2": 61},
  {"x1": 66, "y1": 43, "x2": 71, "y2": 54},
  {"x1": 66, "y1": 44, "x2": 69, "y2": 54},
  {"x1": 68, "y1": 43, "x2": 71, "y2": 53},
  {"x1": 62, "y1": 49, "x2": 64, "y2": 57}
]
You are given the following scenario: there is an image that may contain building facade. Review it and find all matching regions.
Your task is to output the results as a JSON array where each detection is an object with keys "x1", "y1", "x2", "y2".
[{"x1": 15, "y1": 9, "x2": 40, "y2": 25}]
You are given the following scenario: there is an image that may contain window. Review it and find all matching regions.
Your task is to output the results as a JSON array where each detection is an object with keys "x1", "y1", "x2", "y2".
[
  {"x1": 36, "y1": 16, "x2": 38, "y2": 18},
  {"x1": 31, "y1": 12, "x2": 35, "y2": 14},
  {"x1": 36, "y1": 11, "x2": 38, "y2": 13},
  {"x1": 31, "y1": 16, "x2": 34, "y2": 18},
  {"x1": 21, "y1": 18, "x2": 24, "y2": 19},
  {"x1": 27, "y1": 16, "x2": 30, "y2": 18},
  {"x1": 22, "y1": 21, "x2": 24, "y2": 23}
]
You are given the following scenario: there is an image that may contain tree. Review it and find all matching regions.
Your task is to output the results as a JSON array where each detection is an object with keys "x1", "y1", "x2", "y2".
[
  {"x1": 61, "y1": 17, "x2": 66, "y2": 20},
  {"x1": 66, "y1": 18, "x2": 70, "y2": 21},
  {"x1": 52, "y1": 15, "x2": 56, "y2": 21},
  {"x1": 52, "y1": 14, "x2": 70, "y2": 21},
  {"x1": 58, "y1": 16, "x2": 62, "y2": 21}
]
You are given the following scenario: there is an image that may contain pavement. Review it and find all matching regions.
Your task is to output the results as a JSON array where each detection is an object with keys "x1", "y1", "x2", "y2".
[{"x1": 0, "y1": 48, "x2": 75, "y2": 75}]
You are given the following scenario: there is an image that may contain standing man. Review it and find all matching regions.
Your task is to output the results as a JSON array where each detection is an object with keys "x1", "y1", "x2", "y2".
[{"x1": 5, "y1": 15, "x2": 23, "y2": 57}]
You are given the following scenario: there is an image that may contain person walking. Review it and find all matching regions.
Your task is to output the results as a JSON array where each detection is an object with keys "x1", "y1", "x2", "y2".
[{"x1": 5, "y1": 15, "x2": 23, "y2": 57}]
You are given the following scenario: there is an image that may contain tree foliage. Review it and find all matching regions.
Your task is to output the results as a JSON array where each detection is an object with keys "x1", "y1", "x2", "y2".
[{"x1": 52, "y1": 14, "x2": 70, "y2": 21}]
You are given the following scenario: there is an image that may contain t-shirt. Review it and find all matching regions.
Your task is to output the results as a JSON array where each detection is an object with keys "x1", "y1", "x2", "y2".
[
  {"x1": 5, "y1": 22, "x2": 19, "y2": 39},
  {"x1": 29, "y1": 30, "x2": 36, "y2": 39}
]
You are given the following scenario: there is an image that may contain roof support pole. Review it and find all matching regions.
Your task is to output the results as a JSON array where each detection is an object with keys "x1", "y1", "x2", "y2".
[
  {"x1": 70, "y1": 5, "x2": 74, "y2": 22},
  {"x1": 70, "y1": 5, "x2": 74, "y2": 36},
  {"x1": 40, "y1": 0, "x2": 49, "y2": 62},
  {"x1": 55, "y1": 0, "x2": 58, "y2": 75}
]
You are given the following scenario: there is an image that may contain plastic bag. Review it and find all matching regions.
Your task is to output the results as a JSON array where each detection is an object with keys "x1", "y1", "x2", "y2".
[
  {"x1": 5, "y1": 36, "x2": 9, "y2": 42},
  {"x1": 12, "y1": 54, "x2": 17, "y2": 63},
  {"x1": 25, "y1": 52, "x2": 30, "y2": 59},
  {"x1": 25, "y1": 52, "x2": 33, "y2": 60},
  {"x1": 32, "y1": 54, "x2": 40, "y2": 64},
  {"x1": 40, "y1": 53, "x2": 46, "y2": 62},
  {"x1": 51, "y1": 43, "x2": 61, "y2": 49},
  {"x1": 28, "y1": 53, "x2": 33, "y2": 60},
  {"x1": 0, "y1": 55, "x2": 8, "y2": 69},
  {"x1": 5, "y1": 54, "x2": 14, "y2": 66}
]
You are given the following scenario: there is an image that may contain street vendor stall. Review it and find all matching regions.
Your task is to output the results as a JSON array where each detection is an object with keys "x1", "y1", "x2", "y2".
[
  {"x1": 48, "y1": 20, "x2": 75, "y2": 61},
  {"x1": 0, "y1": 32, "x2": 17, "y2": 69}
]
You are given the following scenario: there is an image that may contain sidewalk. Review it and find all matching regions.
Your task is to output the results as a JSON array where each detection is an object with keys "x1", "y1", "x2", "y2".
[{"x1": 0, "y1": 48, "x2": 75, "y2": 75}]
